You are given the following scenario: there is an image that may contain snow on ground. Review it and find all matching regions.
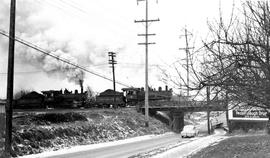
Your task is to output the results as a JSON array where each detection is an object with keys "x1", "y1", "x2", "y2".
[
  {"x1": 129, "y1": 137, "x2": 199, "y2": 158},
  {"x1": 152, "y1": 129, "x2": 228, "y2": 158},
  {"x1": 19, "y1": 132, "x2": 174, "y2": 158},
  {"x1": 12, "y1": 109, "x2": 171, "y2": 157},
  {"x1": 13, "y1": 110, "x2": 219, "y2": 157}
]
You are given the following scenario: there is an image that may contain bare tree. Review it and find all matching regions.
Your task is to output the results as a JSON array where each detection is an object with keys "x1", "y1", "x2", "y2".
[
  {"x1": 198, "y1": 1, "x2": 270, "y2": 110},
  {"x1": 159, "y1": 1, "x2": 270, "y2": 112}
]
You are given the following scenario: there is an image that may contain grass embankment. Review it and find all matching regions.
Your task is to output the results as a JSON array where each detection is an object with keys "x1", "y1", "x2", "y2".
[
  {"x1": 8, "y1": 108, "x2": 169, "y2": 157},
  {"x1": 190, "y1": 133, "x2": 270, "y2": 158}
]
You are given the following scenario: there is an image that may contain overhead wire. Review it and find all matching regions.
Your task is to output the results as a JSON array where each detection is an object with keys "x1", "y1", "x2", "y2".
[
  {"x1": 39, "y1": 0, "x2": 137, "y2": 39},
  {"x1": 36, "y1": 0, "x2": 94, "y2": 24},
  {"x1": 0, "y1": 29, "x2": 131, "y2": 87},
  {"x1": 57, "y1": 0, "x2": 138, "y2": 33},
  {"x1": 0, "y1": 71, "x2": 43, "y2": 75},
  {"x1": 57, "y1": 0, "x2": 89, "y2": 15},
  {"x1": 13, "y1": 1, "x2": 164, "y2": 86},
  {"x1": 32, "y1": 1, "x2": 160, "y2": 70}
]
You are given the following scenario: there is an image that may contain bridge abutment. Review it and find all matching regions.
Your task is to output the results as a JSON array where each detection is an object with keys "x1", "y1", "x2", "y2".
[{"x1": 169, "y1": 111, "x2": 184, "y2": 133}]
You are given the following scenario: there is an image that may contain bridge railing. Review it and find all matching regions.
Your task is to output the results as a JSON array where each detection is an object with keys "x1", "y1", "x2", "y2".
[{"x1": 138, "y1": 100, "x2": 227, "y2": 111}]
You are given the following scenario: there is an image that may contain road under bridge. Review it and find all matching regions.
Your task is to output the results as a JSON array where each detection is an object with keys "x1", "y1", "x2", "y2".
[{"x1": 138, "y1": 100, "x2": 227, "y2": 133}]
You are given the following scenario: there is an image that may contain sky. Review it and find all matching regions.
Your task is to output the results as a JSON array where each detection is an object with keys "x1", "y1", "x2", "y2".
[{"x1": 0, "y1": 0, "x2": 238, "y2": 98}]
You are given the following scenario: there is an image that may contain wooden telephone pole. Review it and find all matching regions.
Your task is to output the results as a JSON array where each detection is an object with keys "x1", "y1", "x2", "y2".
[
  {"x1": 135, "y1": 0, "x2": 159, "y2": 127},
  {"x1": 5, "y1": 0, "x2": 16, "y2": 156},
  {"x1": 108, "y1": 52, "x2": 117, "y2": 108}
]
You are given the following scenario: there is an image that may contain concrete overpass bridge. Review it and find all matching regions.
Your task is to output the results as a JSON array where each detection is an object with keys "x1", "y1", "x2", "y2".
[{"x1": 137, "y1": 100, "x2": 227, "y2": 133}]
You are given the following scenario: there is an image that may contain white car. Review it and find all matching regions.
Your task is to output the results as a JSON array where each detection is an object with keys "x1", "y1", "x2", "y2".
[{"x1": 181, "y1": 125, "x2": 199, "y2": 138}]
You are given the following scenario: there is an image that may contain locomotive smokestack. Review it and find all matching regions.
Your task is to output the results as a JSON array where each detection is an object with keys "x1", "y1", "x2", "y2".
[{"x1": 79, "y1": 79, "x2": 83, "y2": 94}]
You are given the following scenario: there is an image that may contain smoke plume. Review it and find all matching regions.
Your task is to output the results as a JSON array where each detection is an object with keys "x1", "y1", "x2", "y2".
[{"x1": 0, "y1": 0, "x2": 112, "y2": 88}]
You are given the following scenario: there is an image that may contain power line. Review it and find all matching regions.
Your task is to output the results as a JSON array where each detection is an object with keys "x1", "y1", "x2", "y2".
[
  {"x1": 91, "y1": 63, "x2": 109, "y2": 67},
  {"x1": 59, "y1": 0, "x2": 138, "y2": 33},
  {"x1": 36, "y1": 0, "x2": 82, "y2": 19},
  {"x1": 90, "y1": 62, "x2": 165, "y2": 68},
  {"x1": 118, "y1": 62, "x2": 164, "y2": 67},
  {"x1": 38, "y1": 0, "x2": 137, "y2": 38},
  {"x1": 58, "y1": 0, "x2": 89, "y2": 15},
  {"x1": 0, "y1": 29, "x2": 131, "y2": 87},
  {"x1": 0, "y1": 71, "x2": 43, "y2": 75}
]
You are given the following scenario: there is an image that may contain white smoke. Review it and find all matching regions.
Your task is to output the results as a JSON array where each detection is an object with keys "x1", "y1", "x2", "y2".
[{"x1": 0, "y1": 0, "x2": 115, "y2": 87}]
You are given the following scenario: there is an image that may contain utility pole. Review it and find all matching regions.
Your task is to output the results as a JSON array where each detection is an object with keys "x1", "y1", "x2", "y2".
[
  {"x1": 5, "y1": 0, "x2": 16, "y2": 157},
  {"x1": 108, "y1": 52, "x2": 117, "y2": 108},
  {"x1": 206, "y1": 82, "x2": 211, "y2": 135},
  {"x1": 179, "y1": 28, "x2": 194, "y2": 104},
  {"x1": 225, "y1": 89, "x2": 230, "y2": 133},
  {"x1": 135, "y1": 0, "x2": 159, "y2": 127}
]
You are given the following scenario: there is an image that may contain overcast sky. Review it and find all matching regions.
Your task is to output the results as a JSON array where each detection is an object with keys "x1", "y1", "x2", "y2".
[{"x1": 0, "y1": 0, "x2": 238, "y2": 98}]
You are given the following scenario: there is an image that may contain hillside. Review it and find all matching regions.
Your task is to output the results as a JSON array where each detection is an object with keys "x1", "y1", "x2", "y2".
[{"x1": 4, "y1": 108, "x2": 170, "y2": 157}]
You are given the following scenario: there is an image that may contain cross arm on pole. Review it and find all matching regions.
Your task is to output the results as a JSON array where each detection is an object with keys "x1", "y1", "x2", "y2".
[
  {"x1": 138, "y1": 42, "x2": 156, "y2": 45},
  {"x1": 135, "y1": 19, "x2": 160, "y2": 23},
  {"x1": 138, "y1": 33, "x2": 156, "y2": 36}
]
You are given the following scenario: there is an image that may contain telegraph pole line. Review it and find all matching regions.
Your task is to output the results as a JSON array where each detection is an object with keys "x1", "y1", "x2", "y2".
[
  {"x1": 108, "y1": 52, "x2": 117, "y2": 108},
  {"x1": 135, "y1": 0, "x2": 159, "y2": 127},
  {"x1": 5, "y1": 0, "x2": 16, "y2": 157},
  {"x1": 179, "y1": 28, "x2": 194, "y2": 103}
]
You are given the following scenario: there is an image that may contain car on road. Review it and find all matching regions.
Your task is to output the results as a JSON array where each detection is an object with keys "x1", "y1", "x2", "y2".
[{"x1": 181, "y1": 125, "x2": 199, "y2": 138}]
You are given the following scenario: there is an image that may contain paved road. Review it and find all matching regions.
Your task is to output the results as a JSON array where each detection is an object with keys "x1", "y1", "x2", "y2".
[
  {"x1": 43, "y1": 133, "x2": 185, "y2": 158},
  {"x1": 153, "y1": 129, "x2": 228, "y2": 158}
]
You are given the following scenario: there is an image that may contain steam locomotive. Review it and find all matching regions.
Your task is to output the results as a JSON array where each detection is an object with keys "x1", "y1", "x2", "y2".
[
  {"x1": 14, "y1": 86, "x2": 172, "y2": 109},
  {"x1": 90, "y1": 86, "x2": 172, "y2": 108},
  {"x1": 14, "y1": 89, "x2": 86, "y2": 109}
]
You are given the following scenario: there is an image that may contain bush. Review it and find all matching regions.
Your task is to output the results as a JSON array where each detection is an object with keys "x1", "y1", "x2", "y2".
[
  {"x1": 34, "y1": 112, "x2": 88, "y2": 124},
  {"x1": 230, "y1": 120, "x2": 267, "y2": 132}
]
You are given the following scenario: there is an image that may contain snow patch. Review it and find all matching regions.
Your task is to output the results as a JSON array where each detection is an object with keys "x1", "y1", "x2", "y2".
[{"x1": 19, "y1": 132, "x2": 174, "y2": 158}]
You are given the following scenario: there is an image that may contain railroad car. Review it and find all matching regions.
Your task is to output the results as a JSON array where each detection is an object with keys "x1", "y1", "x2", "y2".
[
  {"x1": 122, "y1": 86, "x2": 172, "y2": 106},
  {"x1": 14, "y1": 85, "x2": 172, "y2": 109},
  {"x1": 14, "y1": 91, "x2": 45, "y2": 109},
  {"x1": 42, "y1": 89, "x2": 86, "y2": 108},
  {"x1": 93, "y1": 89, "x2": 125, "y2": 108}
]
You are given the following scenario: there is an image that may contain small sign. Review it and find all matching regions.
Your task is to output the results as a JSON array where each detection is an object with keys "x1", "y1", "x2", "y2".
[{"x1": 229, "y1": 103, "x2": 268, "y2": 121}]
